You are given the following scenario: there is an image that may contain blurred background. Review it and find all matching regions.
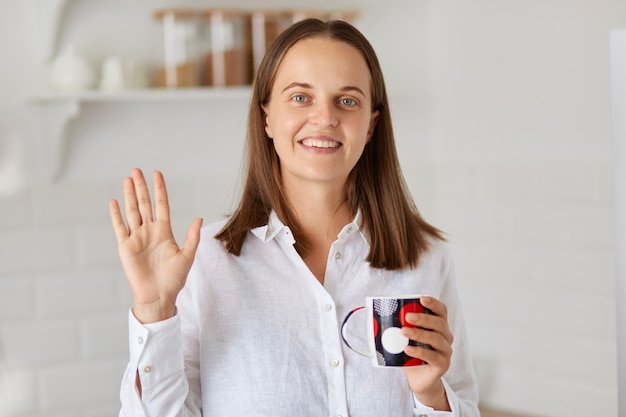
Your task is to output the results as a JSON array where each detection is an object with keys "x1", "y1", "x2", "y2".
[{"x1": 1, "y1": 0, "x2": 625, "y2": 416}]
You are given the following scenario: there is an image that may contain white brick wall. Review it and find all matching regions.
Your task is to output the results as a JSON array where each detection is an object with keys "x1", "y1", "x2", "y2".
[
  {"x1": 0, "y1": 175, "x2": 218, "y2": 417},
  {"x1": 424, "y1": 158, "x2": 618, "y2": 415},
  {"x1": 0, "y1": 278, "x2": 35, "y2": 322},
  {"x1": 0, "y1": 179, "x2": 128, "y2": 416},
  {"x1": 432, "y1": 161, "x2": 618, "y2": 416},
  {"x1": 414, "y1": 0, "x2": 625, "y2": 414},
  {"x1": 0, "y1": 369, "x2": 37, "y2": 416},
  {"x1": 0, "y1": 229, "x2": 75, "y2": 275}
]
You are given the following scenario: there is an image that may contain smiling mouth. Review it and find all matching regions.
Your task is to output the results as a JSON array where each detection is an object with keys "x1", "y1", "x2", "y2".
[{"x1": 299, "y1": 138, "x2": 341, "y2": 149}]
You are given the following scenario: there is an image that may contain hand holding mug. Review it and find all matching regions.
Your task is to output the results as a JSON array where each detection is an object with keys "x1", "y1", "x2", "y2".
[
  {"x1": 402, "y1": 296, "x2": 453, "y2": 411},
  {"x1": 341, "y1": 295, "x2": 434, "y2": 367},
  {"x1": 108, "y1": 168, "x2": 203, "y2": 323},
  {"x1": 341, "y1": 295, "x2": 453, "y2": 411}
]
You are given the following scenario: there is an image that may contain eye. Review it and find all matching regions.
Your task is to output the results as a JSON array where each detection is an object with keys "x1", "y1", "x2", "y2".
[
  {"x1": 291, "y1": 94, "x2": 308, "y2": 103},
  {"x1": 340, "y1": 97, "x2": 358, "y2": 106}
]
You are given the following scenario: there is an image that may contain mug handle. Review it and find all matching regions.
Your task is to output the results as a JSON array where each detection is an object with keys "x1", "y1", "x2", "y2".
[{"x1": 340, "y1": 307, "x2": 372, "y2": 358}]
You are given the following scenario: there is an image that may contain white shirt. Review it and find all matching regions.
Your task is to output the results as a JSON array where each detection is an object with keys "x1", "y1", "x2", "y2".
[{"x1": 119, "y1": 212, "x2": 480, "y2": 417}]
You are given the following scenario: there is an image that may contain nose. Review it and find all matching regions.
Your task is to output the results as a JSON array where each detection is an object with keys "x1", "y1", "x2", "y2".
[{"x1": 309, "y1": 100, "x2": 339, "y2": 127}]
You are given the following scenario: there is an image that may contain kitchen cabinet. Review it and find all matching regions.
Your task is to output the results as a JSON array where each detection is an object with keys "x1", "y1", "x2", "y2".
[{"x1": 30, "y1": 0, "x2": 378, "y2": 180}]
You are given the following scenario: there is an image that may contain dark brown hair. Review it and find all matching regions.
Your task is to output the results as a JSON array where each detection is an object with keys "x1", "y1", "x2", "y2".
[{"x1": 215, "y1": 18, "x2": 443, "y2": 269}]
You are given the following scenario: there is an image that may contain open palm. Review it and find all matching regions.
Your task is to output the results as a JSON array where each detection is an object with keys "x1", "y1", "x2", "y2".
[{"x1": 109, "y1": 168, "x2": 202, "y2": 323}]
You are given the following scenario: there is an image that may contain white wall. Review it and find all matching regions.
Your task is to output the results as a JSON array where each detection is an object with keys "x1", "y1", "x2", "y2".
[
  {"x1": 408, "y1": 1, "x2": 625, "y2": 415},
  {"x1": 0, "y1": 1, "x2": 624, "y2": 416},
  {"x1": 610, "y1": 28, "x2": 626, "y2": 417}
]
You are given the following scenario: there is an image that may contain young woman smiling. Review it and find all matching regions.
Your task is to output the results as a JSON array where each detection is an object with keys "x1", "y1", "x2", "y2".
[{"x1": 110, "y1": 18, "x2": 479, "y2": 417}]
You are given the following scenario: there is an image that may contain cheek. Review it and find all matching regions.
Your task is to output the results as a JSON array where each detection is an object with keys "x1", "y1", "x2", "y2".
[
  {"x1": 352, "y1": 119, "x2": 375, "y2": 144},
  {"x1": 269, "y1": 115, "x2": 301, "y2": 140}
]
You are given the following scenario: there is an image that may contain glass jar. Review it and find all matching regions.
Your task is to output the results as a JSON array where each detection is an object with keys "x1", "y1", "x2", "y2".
[
  {"x1": 290, "y1": 9, "x2": 329, "y2": 23},
  {"x1": 289, "y1": 10, "x2": 358, "y2": 24},
  {"x1": 249, "y1": 10, "x2": 358, "y2": 72},
  {"x1": 153, "y1": 9, "x2": 202, "y2": 88},
  {"x1": 250, "y1": 11, "x2": 294, "y2": 71},
  {"x1": 201, "y1": 10, "x2": 252, "y2": 87}
]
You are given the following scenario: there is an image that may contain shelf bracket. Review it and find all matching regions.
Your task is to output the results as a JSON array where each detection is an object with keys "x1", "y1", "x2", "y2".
[
  {"x1": 36, "y1": 0, "x2": 70, "y2": 62},
  {"x1": 28, "y1": 99, "x2": 81, "y2": 181}
]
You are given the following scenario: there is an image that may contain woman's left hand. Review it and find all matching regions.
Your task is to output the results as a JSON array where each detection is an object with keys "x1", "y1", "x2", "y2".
[{"x1": 401, "y1": 296, "x2": 454, "y2": 411}]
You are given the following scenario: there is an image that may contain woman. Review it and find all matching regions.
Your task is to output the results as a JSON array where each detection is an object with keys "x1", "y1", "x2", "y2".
[{"x1": 110, "y1": 18, "x2": 480, "y2": 416}]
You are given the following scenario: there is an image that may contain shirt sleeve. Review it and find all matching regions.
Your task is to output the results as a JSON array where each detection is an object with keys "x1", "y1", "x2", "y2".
[
  {"x1": 412, "y1": 242, "x2": 481, "y2": 417},
  {"x1": 411, "y1": 378, "x2": 466, "y2": 416},
  {"x1": 119, "y1": 309, "x2": 201, "y2": 417}
]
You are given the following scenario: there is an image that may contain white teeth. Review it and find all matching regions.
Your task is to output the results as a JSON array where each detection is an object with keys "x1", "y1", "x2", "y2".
[{"x1": 301, "y1": 139, "x2": 340, "y2": 148}]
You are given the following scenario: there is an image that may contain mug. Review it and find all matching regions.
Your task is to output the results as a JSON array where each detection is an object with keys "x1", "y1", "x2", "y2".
[
  {"x1": 341, "y1": 295, "x2": 433, "y2": 367},
  {"x1": 99, "y1": 57, "x2": 149, "y2": 91}
]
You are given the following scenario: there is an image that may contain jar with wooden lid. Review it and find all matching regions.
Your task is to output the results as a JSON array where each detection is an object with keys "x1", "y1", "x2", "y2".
[
  {"x1": 250, "y1": 11, "x2": 293, "y2": 71},
  {"x1": 249, "y1": 10, "x2": 358, "y2": 72},
  {"x1": 292, "y1": 9, "x2": 358, "y2": 23},
  {"x1": 153, "y1": 9, "x2": 202, "y2": 88},
  {"x1": 201, "y1": 9, "x2": 252, "y2": 87}
]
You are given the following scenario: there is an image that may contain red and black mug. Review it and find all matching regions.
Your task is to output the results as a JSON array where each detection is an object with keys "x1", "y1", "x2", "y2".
[{"x1": 341, "y1": 295, "x2": 433, "y2": 367}]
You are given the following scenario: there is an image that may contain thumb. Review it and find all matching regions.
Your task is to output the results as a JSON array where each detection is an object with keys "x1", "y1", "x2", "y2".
[{"x1": 181, "y1": 218, "x2": 203, "y2": 259}]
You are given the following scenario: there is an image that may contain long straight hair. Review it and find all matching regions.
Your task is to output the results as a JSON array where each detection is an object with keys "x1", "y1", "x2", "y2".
[{"x1": 215, "y1": 18, "x2": 443, "y2": 269}]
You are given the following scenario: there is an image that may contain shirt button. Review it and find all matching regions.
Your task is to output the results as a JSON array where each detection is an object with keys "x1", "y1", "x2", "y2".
[
  {"x1": 334, "y1": 252, "x2": 341, "y2": 260},
  {"x1": 324, "y1": 304, "x2": 333, "y2": 312},
  {"x1": 143, "y1": 366, "x2": 152, "y2": 373},
  {"x1": 137, "y1": 337, "x2": 144, "y2": 344},
  {"x1": 347, "y1": 226, "x2": 353, "y2": 233},
  {"x1": 329, "y1": 359, "x2": 340, "y2": 367},
  {"x1": 418, "y1": 414, "x2": 428, "y2": 417}
]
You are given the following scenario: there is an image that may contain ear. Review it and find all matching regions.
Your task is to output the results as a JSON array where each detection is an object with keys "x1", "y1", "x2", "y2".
[
  {"x1": 367, "y1": 110, "x2": 380, "y2": 143},
  {"x1": 261, "y1": 104, "x2": 273, "y2": 138}
]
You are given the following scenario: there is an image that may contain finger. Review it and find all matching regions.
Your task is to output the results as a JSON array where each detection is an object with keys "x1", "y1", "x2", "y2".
[
  {"x1": 406, "y1": 313, "x2": 454, "y2": 345},
  {"x1": 123, "y1": 176, "x2": 141, "y2": 230},
  {"x1": 405, "y1": 313, "x2": 454, "y2": 345},
  {"x1": 131, "y1": 168, "x2": 154, "y2": 223},
  {"x1": 420, "y1": 296, "x2": 448, "y2": 321},
  {"x1": 153, "y1": 170, "x2": 170, "y2": 222},
  {"x1": 108, "y1": 199, "x2": 129, "y2": 244},
  {"x1": 404, "y1": 343, "x2": 451, "y2": 369},
  {"x1": 181, "y1": 218, "x2": 203, "y2": 260},
  {"x1": 402, "y1": 326, "x2": 452, "y2": 356},
  {"x1": 413, "y1": 297, "x2": 454, "y2": 344}
]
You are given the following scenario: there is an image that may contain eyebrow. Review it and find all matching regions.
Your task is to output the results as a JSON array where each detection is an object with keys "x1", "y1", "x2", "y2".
[{"x1": 281, "y1": 82, "x2": 367, "y2": 98}]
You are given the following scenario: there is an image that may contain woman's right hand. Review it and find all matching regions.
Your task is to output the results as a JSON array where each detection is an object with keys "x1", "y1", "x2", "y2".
[{"x1": 109, "y1": 168, "x2": 203, "y2": 323}]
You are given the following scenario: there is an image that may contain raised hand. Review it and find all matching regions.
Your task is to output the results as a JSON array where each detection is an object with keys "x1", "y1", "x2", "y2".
[{"x1": 109, "y1": 168, "x2": 203, "y2": 323}]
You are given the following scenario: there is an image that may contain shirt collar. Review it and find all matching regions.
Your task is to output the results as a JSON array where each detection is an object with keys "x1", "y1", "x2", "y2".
[
  {"x1": 250, "y1": 209, "x2": 367, "y2": 245},
  {"x1": 250, "y1": 211, "x2": 291, "y2": 243}
]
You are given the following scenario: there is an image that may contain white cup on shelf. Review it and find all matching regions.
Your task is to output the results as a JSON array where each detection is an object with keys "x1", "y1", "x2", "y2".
[
  {"x1": 99, "y1": 57, "x2": 125, "y2": 91},
  {"x1": 99, "y1": 57, "x2": 148, "y2": 91}
]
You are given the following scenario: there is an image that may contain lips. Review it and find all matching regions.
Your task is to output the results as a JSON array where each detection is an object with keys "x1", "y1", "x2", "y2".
[{"x1": 299, "y1": 137, "x2": 341, "y2": 149}]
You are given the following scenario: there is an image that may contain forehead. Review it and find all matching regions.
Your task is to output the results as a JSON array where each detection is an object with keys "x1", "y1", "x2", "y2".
[{"x1": 272, "y1": 37, "x2": 372, "y2": 90}]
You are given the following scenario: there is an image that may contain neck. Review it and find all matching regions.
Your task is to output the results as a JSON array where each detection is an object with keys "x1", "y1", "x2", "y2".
[
  {"x1": 282, "y1": 179, "x2": 352, "y2": 285},
  {"x1": 283, "y1": 178, "x2": 352, "y2": 243}
]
